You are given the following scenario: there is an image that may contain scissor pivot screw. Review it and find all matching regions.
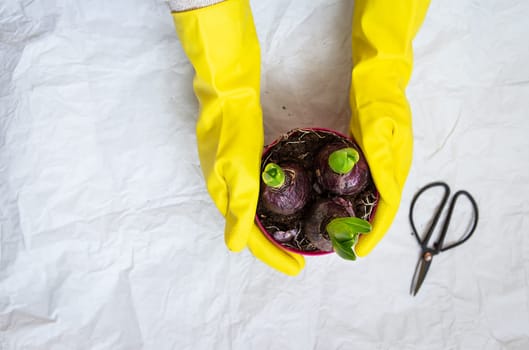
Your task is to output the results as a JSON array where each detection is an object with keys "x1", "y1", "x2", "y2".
[{"x1": 424, "y1": 252, "x2": 433, "y2": 261}]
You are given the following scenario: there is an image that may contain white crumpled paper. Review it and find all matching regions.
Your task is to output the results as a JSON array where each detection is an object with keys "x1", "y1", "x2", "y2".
[{"x1": 1, "y1": 0, "x2": 529, "y2": 349}]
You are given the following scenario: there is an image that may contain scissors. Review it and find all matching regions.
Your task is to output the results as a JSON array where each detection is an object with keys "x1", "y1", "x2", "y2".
[{"x1": 409, "y1": 181, "x2": 479, "y2": 296}]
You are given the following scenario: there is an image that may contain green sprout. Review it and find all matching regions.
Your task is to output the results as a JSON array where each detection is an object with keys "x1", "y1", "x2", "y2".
[
  {"x1": 326, "y1": 217, "x2": 372, "y2": 261},
  {"x1": 328, "y1": 147, "x2": 360, "y2": 174},
  {"x1": 262, "y1": 163, "x2": 285, "y2": 188}
]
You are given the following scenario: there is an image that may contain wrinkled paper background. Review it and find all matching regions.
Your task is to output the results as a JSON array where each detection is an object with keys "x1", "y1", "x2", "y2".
[{"x1": 1, "y1": 0, "x2": 529, "y2": 349}]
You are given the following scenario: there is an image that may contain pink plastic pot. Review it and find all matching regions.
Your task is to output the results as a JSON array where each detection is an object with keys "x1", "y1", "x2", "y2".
[{"x1": 255, "y1": 127, "x2": 379, "y2": 256}]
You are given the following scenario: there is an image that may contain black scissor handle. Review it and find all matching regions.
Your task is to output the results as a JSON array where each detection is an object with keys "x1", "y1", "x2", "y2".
[
  {"x1": 438, "y1": 190, "x2": 479, "y2": 252},
  {"x1": 409, "y1": 181, "x2": 450, "y2": 250},
  {"x1": 409, "y1": 181, "x2": 479, "y2": 253}
]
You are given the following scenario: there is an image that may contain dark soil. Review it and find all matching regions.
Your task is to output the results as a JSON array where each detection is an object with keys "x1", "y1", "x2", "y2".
[{"x1": 256, "y1": 128, "x2": 379, "y2": 253}]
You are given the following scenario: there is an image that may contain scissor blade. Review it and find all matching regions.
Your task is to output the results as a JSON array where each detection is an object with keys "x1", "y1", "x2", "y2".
[{"x1": 410, "y1": 255, "x2": 432, "y2": 296}]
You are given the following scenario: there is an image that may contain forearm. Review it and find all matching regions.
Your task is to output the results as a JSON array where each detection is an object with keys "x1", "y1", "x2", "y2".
[
  {"x1": 168, "y1": 0, "x2": 225, "y2": 12},
  {"x1": 350, "y1": 0, "x2": 430, "y2": 111}
]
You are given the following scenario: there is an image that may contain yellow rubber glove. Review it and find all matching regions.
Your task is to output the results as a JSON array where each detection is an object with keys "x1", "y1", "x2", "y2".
[
  {"x1": 172, "y1": 0, "x2": 305, "y2": 275},
  {"x1": 350, "y1": 0, "x2": 430, "y2": 256}
]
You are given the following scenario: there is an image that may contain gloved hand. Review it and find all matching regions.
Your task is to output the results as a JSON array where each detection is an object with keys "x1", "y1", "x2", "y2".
[
  {"x1": 172, "y1": 0, "x2": 305, "y2": 275},
  {"x1": 350, "y1": 0, "x2": 430, "y2": 256}
]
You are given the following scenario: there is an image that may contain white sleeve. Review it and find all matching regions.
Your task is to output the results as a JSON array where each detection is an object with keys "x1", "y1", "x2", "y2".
[{"x1": 167, "y1": 0, "x2": 226, "y2": 12}]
